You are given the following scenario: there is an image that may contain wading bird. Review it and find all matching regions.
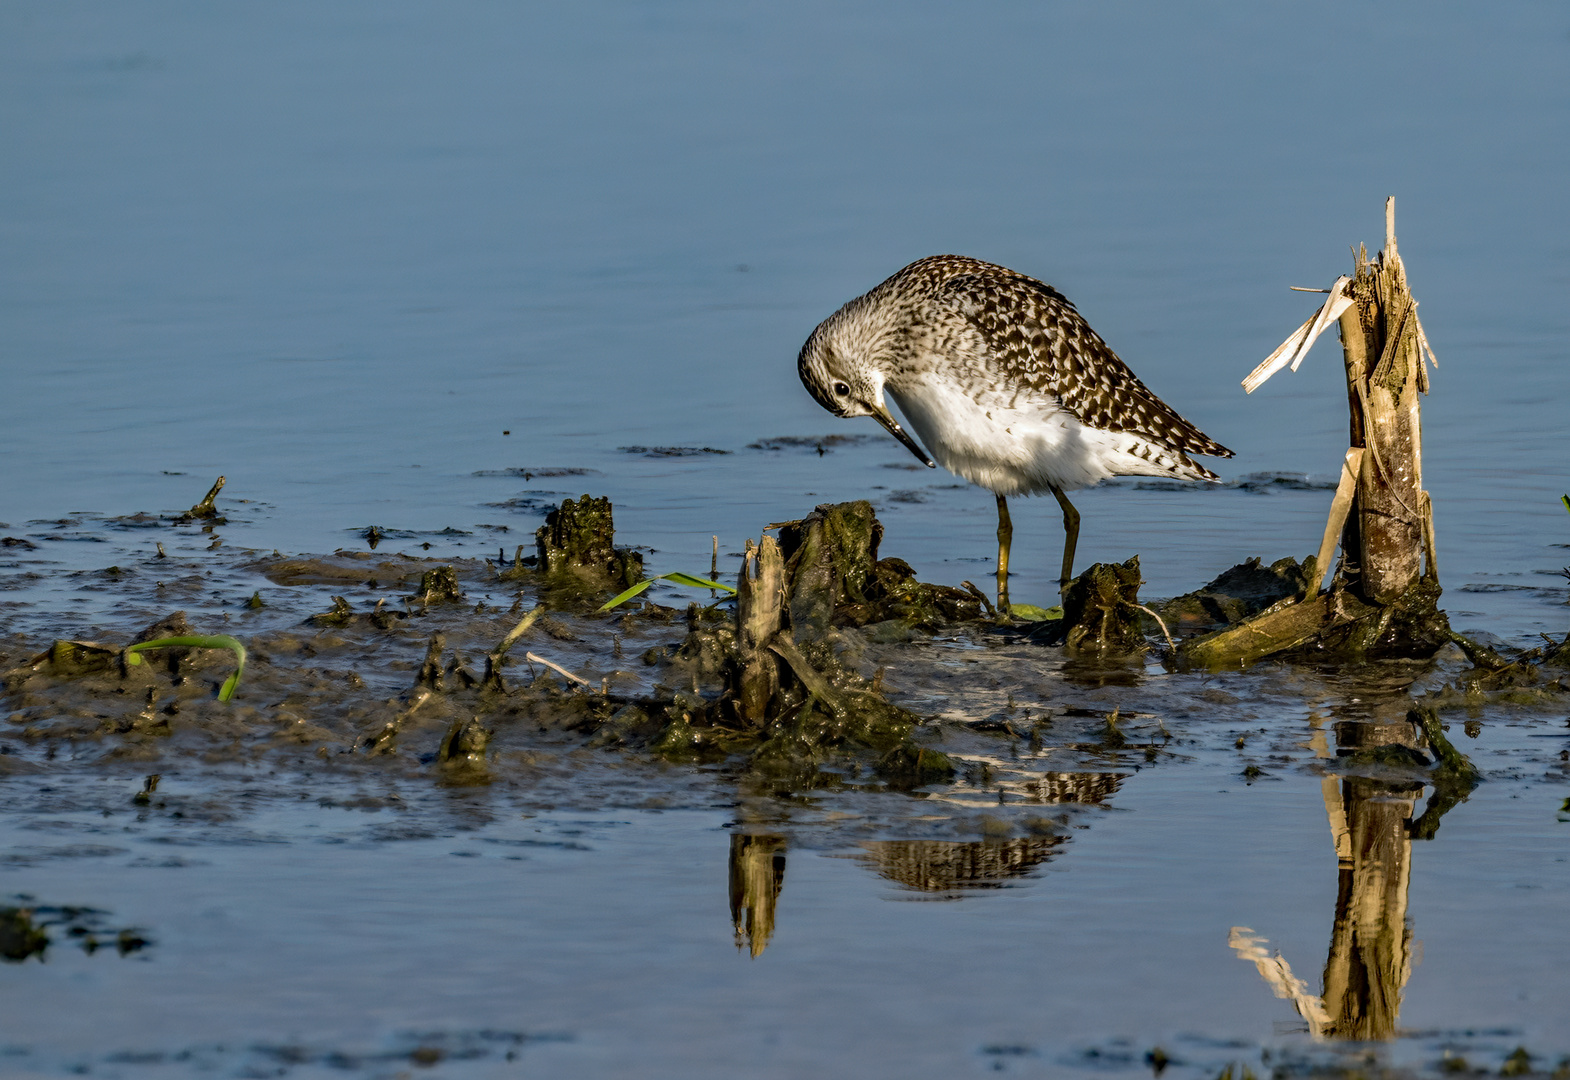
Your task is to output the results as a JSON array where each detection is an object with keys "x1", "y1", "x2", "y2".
[{"x1": 797, "y1": 255, "x2": 1232, "y2": 613}]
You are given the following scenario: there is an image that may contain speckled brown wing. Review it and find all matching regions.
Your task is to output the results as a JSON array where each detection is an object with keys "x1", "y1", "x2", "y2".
[{"x1": 929, "y1": 260, "x2": 1233, "y2": 462}]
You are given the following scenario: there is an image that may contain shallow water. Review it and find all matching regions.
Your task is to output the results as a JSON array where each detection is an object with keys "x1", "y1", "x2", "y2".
[
  {"x1": 4, "y1": 719, "x2": 1568, "y2": 1079},
  {"x1": 4, "y1": 1, "x2": 1568, "y2": 638},
  {"x1": 3, "y1": 2, "x2": 1570, "y2": 1076}
]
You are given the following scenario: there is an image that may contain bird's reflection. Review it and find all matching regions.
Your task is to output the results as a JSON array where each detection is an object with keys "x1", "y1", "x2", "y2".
[
  {"x1": 857, "y1": 834, "x2": 1066, "y2": 898},
  {"x1": 1023, "y1": 770, "x2": 1125, "y2": 805},
  {"x1": 1231, "y1": 705, "x2": 1477, "y2": 1040},
  {"x1": 728, "y1": 834, "x2": 787, "y2": 958}
]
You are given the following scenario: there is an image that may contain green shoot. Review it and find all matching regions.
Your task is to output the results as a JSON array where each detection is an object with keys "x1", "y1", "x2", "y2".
[
  {"x1": 598, "y1": 572, "x2": 736, "y2": 612},
  {"x1": 125, "y1": 635, "x2": 247, "y2": 702},
  {"x1": 1562, "y1": 493, "x2": 1569, "y2": 515}
]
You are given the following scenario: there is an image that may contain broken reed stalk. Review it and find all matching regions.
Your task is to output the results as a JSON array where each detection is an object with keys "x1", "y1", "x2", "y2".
[
  {"x1": 1338, "y1": 198, "x2": 1433, "y2": 603},
  {"x1": 732, "y1": 537, "x2": 785, "y2": 725},
  {"x1": 1186, "y1": 197, "x2": 1442, "y2": 668},
  {"x1": 1314, "y1": 448, "x2": 1364, "y2": 594}
]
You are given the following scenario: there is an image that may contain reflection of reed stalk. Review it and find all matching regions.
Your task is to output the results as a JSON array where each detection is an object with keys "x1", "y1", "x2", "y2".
[
  {"x1": 1228, "y1": 771, "x2": 1416, "y2": 1043},
  {"x1": 728, "y1": 835, "x2": 786, "y2": 958},
  {"x1": 1229, "y1": 701, "x2": 1485, "y2": 1041},
  {"x1": 1319, "y1": 775, "x2": 1415, "y2": 1039}
]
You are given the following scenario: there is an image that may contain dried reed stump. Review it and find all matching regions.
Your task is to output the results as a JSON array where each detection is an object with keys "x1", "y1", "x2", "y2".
[{"x1": 1183, "y1": 199, "x2": 1450, "y2": 668}]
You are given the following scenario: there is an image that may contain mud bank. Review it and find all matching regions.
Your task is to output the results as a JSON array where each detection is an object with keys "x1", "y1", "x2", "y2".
[{"x1": 3, "y1": 492, "x2": 1569, "y2": 1079}]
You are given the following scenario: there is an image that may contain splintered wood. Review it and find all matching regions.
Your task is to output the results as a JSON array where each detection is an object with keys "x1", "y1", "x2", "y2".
[
  {"x1": 1339, "y1": 208, "x2": 1435, "y2": 602},
  {"x1": 1185, "y1": 198, "x2": 1444, "y2": 667},
  {"x1": 1243, "y1": 196, "x2": 1437, "y2": 603}
]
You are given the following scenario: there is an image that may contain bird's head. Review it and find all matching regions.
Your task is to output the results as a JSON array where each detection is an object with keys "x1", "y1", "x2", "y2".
[{"x1": 797, "y1": 303, "x2": 935, "y2": 467}]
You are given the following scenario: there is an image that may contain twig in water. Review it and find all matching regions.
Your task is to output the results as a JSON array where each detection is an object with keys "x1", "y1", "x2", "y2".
[
  {"x1": 482, "y1": 604, "x2": 545, "y2": 691},
  {"x1": 185, "y1": 476, "x2": 226, "y2": 519}
]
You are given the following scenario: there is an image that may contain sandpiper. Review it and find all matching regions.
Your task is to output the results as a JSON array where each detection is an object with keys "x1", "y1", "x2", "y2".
[{"x1": 797, "y1": 255, "x2": 1233, "y2": 613}]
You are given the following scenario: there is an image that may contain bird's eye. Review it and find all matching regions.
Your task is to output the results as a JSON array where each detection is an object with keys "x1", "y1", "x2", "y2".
[{"x1": 833, "y1": 382, "x2": 851, "y2": 397}]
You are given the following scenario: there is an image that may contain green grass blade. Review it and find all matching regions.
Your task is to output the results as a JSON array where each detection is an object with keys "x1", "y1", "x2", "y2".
[
  {"x1": 596, "y1": 570, "x2": 737, "y2": 612},
  {"x1": 596, "y1": 578, "x2": 657, "y2": 612},
  {"x1": 657, "y1": 572, "x2": 736, "y2": 593},
  {"x1": 124, "y1": 635, "x2": 247, "y2": 702}
]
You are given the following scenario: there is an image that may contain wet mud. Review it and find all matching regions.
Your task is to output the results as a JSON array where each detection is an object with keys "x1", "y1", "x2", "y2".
[{"x1": 2, "y1": 486, "x2": 1569, "y2": 1078}]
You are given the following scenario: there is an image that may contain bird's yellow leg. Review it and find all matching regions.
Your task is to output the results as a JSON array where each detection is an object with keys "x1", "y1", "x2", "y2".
[
  {"x1": 1050, "y1": 485, "x2": 1080, "y2": 595},
  {"x1": 995, "y1": 494, "x2": 1012, "y2": 616}
]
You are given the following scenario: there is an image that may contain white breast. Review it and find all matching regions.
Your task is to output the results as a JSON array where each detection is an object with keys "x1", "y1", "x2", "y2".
[{"x1": 885, "y1": 379, "x2": 1202, "y2": 496}]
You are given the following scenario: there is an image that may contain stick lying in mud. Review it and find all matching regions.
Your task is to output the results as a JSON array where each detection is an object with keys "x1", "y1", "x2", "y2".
[
  {"x1": 125, "y1": 635, "x2": 246, "y2": 702},
  {"x1": 482, "y1": 604, "x2": 544, "y2": 690},
  {"x1": 524, "y1": 652, "x2": 592, "y2": 688}
]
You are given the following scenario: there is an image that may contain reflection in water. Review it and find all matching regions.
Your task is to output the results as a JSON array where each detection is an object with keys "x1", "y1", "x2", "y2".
[
  {"x1": 858, "y1": 835, "x2": 1065, "y2": 898},
  {"x1": 1231, "y1": 710, "x2": 1476, "y2": 1040},
  {"x1": 0, "y1": 903, "x2": 151, "y2": 962},
  {"x1": 1320, "y1": 775, "x2": 1419, "y2": 1039},
  {"x1": 727, "y1": 772, "x2": 1099, "y2": 953},
  {"x1": 856, "y1": 772, "x2": 1108, "y2": 896},
  {"x1": 728, "y1": 835, "x2": 786, "y2": 958},
  {"x1": 1023, "y1": 771, "x2": 1126, "y2": 805}
]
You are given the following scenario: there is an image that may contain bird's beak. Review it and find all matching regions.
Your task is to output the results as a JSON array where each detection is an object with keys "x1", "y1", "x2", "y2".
[{"x1": 869, "y1": 402, "x2": 935, "y2": 468}]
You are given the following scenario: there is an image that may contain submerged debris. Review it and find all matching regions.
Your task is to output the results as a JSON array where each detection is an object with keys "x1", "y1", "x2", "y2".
[
  {"x1": 1, "y1": 903, "x2": 150, "y2": 962},
  {"x1": 436, "y1": 716, "x2": 493, "y2": 781},
  {"x1": 652, "y1": 505, "x2": 960, "y2": 789},
  {"x1": 1181, "y1": 577, "x2": 1452, "y2": 668},
  {"x1": 173, "y1": 475, "x2": 227, "y2": 524},
  {"x1": 1423, "y1": 627, "x2": 1570, "y2": 707}
]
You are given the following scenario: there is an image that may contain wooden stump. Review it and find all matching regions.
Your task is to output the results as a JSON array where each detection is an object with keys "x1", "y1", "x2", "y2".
[{"x1": 776, "y1": 500, "x2": 881, "y2": 638}]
